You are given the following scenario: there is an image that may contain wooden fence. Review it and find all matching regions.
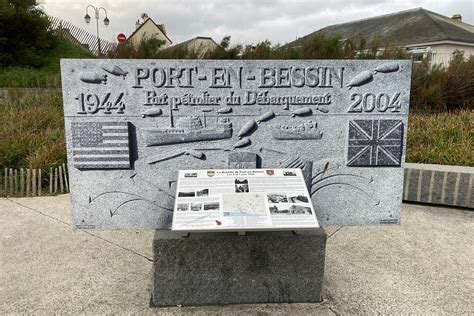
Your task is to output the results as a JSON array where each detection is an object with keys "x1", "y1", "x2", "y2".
[
  {"x1": 1, "y1": 164, "x2": 69, "y2": 197},
  {"x1": 48, "y1": 15, "x2": 117, "y2": 56}
]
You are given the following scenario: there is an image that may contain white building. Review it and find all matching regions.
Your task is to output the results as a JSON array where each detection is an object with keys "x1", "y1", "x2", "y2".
[
  {"x1": 164, "y1": 36, "x2": 220, "y2": 58},
  {"x1": 127, "y1": 14, "x2": 172, "y2": 49},
  {"x1": 285, "y1": 8, "x2": 474, "y2": 66}
]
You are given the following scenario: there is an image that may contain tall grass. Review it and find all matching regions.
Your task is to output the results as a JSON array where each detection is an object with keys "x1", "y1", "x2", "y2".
[
  {"x1": 0, "y1": 93, "x2": 66, "y2": 169},
  {"x1": 407, "y1": 110, "x2": 473, "y2": 166}
]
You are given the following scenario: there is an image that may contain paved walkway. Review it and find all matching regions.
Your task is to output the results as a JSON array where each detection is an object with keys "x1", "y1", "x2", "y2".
[{"x1": 1, "y1": 195, "x2": 473, "y2": 314}]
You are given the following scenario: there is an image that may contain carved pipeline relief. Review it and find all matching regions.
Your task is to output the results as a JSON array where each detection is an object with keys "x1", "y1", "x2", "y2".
[
  {"x1": 147, "y1": 148, "x2": 206, "y2": 164},
  {"x1": 71, "y1": 122, "x2": 131, "y2": 169},
  {"x1": 347, "y1": 119, "x2": 403, "y2": 167},
  {"x1": 147, "y1": 149, "x2": 186, "y2": 164}
]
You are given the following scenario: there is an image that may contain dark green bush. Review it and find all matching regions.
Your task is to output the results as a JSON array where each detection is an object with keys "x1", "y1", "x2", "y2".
[
  {"x1": 0, "y1": 0, "x2": 58, "y2": 67},
  {"x1": 411, "y1": 51, "x2": 474, "y2": 112}
]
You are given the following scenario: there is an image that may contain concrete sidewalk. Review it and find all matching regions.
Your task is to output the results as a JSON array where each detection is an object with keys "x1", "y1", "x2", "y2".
[{"x1": 1, "y1": 195, "x2": 472, "y2": 314}]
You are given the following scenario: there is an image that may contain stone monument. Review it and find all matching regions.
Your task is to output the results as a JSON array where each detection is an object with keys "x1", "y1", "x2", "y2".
[{"x1": 61, "y1": 59, "x2": 411, "y2": 306}]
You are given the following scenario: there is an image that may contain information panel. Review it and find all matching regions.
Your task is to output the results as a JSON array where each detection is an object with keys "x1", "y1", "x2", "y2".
[
  {"x1": 172, "y1": 169, "x2": 319, "y2": 231},
  {"x1": 61, "y1": 59, "x2": 411, "y2": 229}
]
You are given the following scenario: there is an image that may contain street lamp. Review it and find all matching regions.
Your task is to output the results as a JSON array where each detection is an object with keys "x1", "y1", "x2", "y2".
[{"x1": 84, "y1": 5, "x2": 109, "y2": 55}]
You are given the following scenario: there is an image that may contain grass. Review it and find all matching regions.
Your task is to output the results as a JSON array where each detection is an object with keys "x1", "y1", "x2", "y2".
[
  {"x1": 407, "y1": 110, "x2": 473, "y2": 166},
  {"x1": 0, "y1": 93, "x2": 66, "y2": 169},
  {"x1": 0, "y1": 40, "x2": 94, "y2": 88},
  {"x1": 0, "y1": 94, "x2": 472, "y2": 171}
]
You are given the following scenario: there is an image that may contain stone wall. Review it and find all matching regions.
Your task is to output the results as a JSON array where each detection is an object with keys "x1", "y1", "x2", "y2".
[{"x1": 403, "y1": 163, "x2": 473, "y2": 209}]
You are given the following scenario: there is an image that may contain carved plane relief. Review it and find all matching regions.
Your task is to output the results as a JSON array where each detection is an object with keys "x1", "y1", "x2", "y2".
[
  {"x1": 100, "y1": 62, "x2": 128, "y2": 78},
  {"x1": 79, "y1": 62, "x2": 128, "y2": 84}
]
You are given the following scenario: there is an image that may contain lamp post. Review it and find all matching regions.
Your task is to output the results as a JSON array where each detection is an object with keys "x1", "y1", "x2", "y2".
[{"x1": 84, "y1": 5, "x2": 109, "y2": 55}]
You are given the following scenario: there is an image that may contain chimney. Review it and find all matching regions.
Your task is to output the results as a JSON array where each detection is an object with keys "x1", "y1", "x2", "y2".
[
  {"x1": 451, "y1": 14, "x2": 462, "y2": 23},
  {"x1": 135, "y1": 19, "x2": 141, "y2": 29},
  {"x1": 159, "y1": 24, "x2": 167, "y2": 35}
]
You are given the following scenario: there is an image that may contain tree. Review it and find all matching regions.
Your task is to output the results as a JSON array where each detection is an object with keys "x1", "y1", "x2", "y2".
[
  {"x1": 300, "y1": 34, "x2": 344, "y2": 59},
  {"x1": 0, "y1": 0, "x2": 57, "y2": 67},
  {"x1": 204, "y1": 36, "x2": 242, "y2": 59},
  {"x1": 241, "y1": 40, "x2": 272, "y2": 59}
]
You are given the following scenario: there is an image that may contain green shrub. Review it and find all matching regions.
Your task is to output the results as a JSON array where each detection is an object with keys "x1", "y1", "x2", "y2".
[
  {"x1": 0, "y1": 0, "x2": 57, "y2": 67},
  {"x1": 203, "y1": 36, "x2": 243, "y2": 59},
  {"x1": 0, "y1": 40, "x2": 94, "y2": 88},
  {"x1": 0, "y1": 0, "x2": 95, "y2": 88},
  {"x1": 411, "y1": 51, "x2": 474, "y2": 112}
]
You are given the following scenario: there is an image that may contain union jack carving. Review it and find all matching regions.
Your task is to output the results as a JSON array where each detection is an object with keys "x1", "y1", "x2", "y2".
[{"x1": 347, "y1": 119, "x2": 403, "y2": 167}]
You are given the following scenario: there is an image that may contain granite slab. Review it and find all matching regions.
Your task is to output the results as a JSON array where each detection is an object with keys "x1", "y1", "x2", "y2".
[
  {"x1": 151, "y1": 229, "x2": 327, "y2": 306},
  {"x1": 60, "y1": 59, "x2": 411, "y2": 229},
  {"x1": 403, "y1": 163, "x2": 473, "y2": 208}
]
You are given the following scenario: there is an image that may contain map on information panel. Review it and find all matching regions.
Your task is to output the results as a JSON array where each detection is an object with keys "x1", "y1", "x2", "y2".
[{"x1": 172, "y1": 169, "x2": 319, "y2": 232}]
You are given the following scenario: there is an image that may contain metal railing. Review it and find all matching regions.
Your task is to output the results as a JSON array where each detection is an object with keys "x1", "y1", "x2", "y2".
[{"x1": 48, "y1": 15, "x2": 116, "y2": 56}]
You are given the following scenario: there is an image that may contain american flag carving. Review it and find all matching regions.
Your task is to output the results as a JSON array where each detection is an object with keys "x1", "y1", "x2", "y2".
[
  {"x1": 347, "y1": 119, "x2": 403, "y2": 167},
  {"x1": 71, "y1": 122, "x2": 130, "y2": 169}
]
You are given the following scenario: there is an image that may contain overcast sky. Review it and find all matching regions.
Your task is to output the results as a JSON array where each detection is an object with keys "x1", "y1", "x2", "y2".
[{"x1": 40, "y1": 0, "x2": 474, "y2": 46}]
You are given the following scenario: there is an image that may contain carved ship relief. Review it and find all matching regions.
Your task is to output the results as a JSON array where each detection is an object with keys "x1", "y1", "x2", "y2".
[
  {"x1": 143, "y1": 115, "x2": 232, "y2": 146},
  {"x1": 269, "y1": 120, "x2": 323, "y2": 140}
]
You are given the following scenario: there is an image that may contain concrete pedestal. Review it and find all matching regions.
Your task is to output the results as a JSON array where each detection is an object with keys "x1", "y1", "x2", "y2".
[{"x1": 151, "y1": 229, "x2": 327, "y2": 307}]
